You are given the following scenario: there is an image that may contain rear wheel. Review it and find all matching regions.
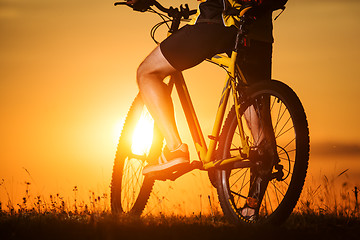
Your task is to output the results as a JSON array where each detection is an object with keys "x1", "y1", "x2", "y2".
[
  {"x1": 111, "y1": 94, "x2": 163, "y2": 215},
  {"x1": 217, "y1": 80, "x2": 309, "y2": 225}
]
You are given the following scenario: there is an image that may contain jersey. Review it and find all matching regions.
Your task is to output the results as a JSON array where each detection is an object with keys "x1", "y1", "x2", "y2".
[{"x1": 190, "y1": 0, "x2": 274, "y2": 43}]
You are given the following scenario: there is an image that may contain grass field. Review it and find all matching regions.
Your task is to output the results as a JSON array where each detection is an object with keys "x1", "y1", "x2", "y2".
[
  {"x1": 1, "y1": 184, "x2": 359, "y2": 240},
  {"x1": 1, "y1": 168, "x2": 359, "y2": 240},
  {"x1": 1, "y1": 210, "x2": 359, "y2": 240}
]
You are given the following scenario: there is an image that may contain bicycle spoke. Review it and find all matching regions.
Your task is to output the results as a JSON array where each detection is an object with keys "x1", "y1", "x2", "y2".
[
  {"x1": 280, "y1": 138, "x2": 296, "y2": 152},
  {"x1": 230, "y1": 190, "x2": 247, "y2": 199},
  {"x1": 122, "y1": 160, "x2": 137, "y2": 193},
  {"x1": 272, "y1": 181, "x2": 281, "y2": 206},
  {"x1": 230, "y1": 166, "x2": 248, "y2": 178},
  {"x1": 234, "y1": 169, "x2": 250, "y2": 207},
  {"x1": 273, "y1": 100, "x2": 285, "y2": 134},
  {"x1": 123, "y1": 159, "x2": 135, "y2": 210},
  {"x1": 280, "y1": 177, "x2": 290, "y2": 187},
  {"x1": 282, "y1": 168, "x2": 292, "y2": 175},
  {"x1": 122, "y1": 159, "x2": 131, "y2": 210},
  {"x1": 121, "y1": 157, "x2": 146, "y2": 212},
  {"x1": 270, "y1": 95, "x2": 276, "y2": 112},
  {"x1": 279, "y1": 156, "x2": 295, "y2": 164},
  {"x1": 263, "y1": 189, "x2": 273, "y2": 215},
  {"x1": 270, "y1": 180, "x2": 286, "y2": 198},
  {"x1": 230, "y1": 169, "x2": 250, "y2": 190},
  {"x1": 276, "y1": 121, "x2": 293, "y2": 139},
  {"x1": 278, "y1": 147, "x2": 296, "y2": 156},
  {"x1": 230, "y1": 168, "x2": 244, "y2": 178}
]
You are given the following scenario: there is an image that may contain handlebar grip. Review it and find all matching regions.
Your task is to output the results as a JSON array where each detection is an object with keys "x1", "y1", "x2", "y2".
[
  {"x1": 114, "y1": 0, "x2": 155, "y2": 12},
  {"x1": 114, "y1": 2, "x2": 127, "y2": 6}
]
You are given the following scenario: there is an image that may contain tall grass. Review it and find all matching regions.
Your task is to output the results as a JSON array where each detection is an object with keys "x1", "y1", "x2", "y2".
[
  {"x1": 0, "y1": 170, "x2": 359, "y2": 219},
  {"x1": 295, "y1": 171, "x2": 359, "y2": 218},
  {"x1": 1, "y1": 172, "x2": 360, "y2": 240},
  {"x1": 0, "y1": 179, "x2": 109, "y2": 217}
]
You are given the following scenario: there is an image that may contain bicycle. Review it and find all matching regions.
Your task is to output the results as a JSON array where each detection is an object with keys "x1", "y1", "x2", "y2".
[{"x1": 111, "y1": 0, "x2": 309, "y2": 225}]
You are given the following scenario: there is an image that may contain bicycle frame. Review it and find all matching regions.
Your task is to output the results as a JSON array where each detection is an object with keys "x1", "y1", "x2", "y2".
[{"x1": 167, "y1": 49, "x2": 252, "y2": 170}]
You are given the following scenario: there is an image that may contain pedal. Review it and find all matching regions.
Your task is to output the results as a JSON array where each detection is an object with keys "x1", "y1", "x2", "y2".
[{"x1": 147, "y1": 161, "x2": 202, "y2": 181}]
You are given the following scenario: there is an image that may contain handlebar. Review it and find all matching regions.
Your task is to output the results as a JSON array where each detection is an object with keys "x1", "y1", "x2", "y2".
[
  {"x1": 114, "y1": 0, "x2": 255, "y2": 46},
  {"x1": 114, "y1": 1, "x2": 197, "y2": 19},
  {"x1": 114, "y1": 0, "x2": 198, "y2": 34},
  {"x1": 114, "y1": 0, "x2": 256, "y2": 22}
]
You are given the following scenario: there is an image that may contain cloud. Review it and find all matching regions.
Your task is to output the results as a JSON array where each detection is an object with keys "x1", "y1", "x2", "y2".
[
  {"x1": 311, "y1": 142, "x2": 360, "y2": 156},
  {"x1": 0, "y1": 0, "x2": 62, "y2": 19},
  {"x1": 0, "y1": 7, "x2": 20, "y2": 19},
  {"x1": 0, "y1": 0, "x2": 22, "y2": 19}
]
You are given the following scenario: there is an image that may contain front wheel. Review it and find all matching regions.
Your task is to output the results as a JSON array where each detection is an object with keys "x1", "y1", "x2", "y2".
[
  {"x1": 111, "y1": 94, "x2": 163, "y2": 215},
  {"x1": 216, "y1": 80, "x2": 309, "y2": 225}
]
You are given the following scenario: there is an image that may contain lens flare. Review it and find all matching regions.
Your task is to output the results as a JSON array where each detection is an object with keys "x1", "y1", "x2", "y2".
[{"x1": 131, "y1": 108, "x2": 154, "y2": 156}]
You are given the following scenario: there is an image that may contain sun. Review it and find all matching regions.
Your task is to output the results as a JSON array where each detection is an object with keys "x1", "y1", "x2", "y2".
[{"x1": 131, "y1": 108, "x2": 154, "y2": 156}]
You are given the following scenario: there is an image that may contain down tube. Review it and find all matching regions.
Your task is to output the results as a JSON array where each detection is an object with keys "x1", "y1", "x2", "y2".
[
  {"x1": 204, "y1": 77, "x2": 231, "y2": 164},
  {"x1": 173, "y1": 72, "x2": 208, "y2": 160}
]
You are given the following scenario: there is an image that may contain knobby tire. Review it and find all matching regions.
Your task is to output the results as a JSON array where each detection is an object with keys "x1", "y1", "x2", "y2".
[
  {"x1": 216, "y1": 80, "x2": 309, "y2": 225},
  {"x1": 111, "y1": 94, "x2": 163, "y2": 215}
]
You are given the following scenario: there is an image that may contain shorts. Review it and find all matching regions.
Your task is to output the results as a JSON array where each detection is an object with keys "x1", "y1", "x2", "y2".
[
  {"x1": 160, "y1": 22, "x2": 273, "y2": 84},
  {"x1": 160, "y1": 23, "x2": 237, "y2": 71}
]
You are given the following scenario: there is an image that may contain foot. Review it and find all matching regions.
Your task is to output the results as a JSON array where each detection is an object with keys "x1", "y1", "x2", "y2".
[
  {"x1": 242, "y1": 195, "x2": 260, "y2": 221},
  {"x1": 142, "y1": 143, "x2": 190, "y2": 175},
  {"x1": 241, "y1": 205, "x2": 258, "y2": 221}
]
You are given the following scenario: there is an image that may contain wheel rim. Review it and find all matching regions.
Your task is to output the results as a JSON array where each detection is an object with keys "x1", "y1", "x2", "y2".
[
  {"x1": 121, "y1": 156, "x2": 147, "y2": 212},
  {"x1": 119, "y1": 106, "x2": 155, "y2": 213},
  {"x1": 225, "y1": 92, "x2": 299, "y2": 222}
]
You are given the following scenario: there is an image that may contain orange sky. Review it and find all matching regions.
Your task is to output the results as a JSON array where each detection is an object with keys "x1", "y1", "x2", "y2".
[{"x1": 1, "y1": 0, "x2": 360, "y2": 213}]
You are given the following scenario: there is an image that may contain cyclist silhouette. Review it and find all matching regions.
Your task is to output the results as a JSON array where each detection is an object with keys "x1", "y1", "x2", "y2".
[
  {"x1": 112, "y1": 0, "x2": 309, "y2": 224},
  {"x1": 127, "y1": 0, "x2": 273, "y2": 175}
]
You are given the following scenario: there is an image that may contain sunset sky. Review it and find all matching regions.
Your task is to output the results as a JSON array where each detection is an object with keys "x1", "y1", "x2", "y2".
[{"x1": 1, "y1": 0, "x2": 360, "y2": 212}]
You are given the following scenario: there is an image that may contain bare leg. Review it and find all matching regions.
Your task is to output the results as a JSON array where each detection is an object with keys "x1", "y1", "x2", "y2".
[
  {"x1": 244, "y1": 105, "x2": 265, "y2": 146},
  {"x1": 137, "y1": 46, "x2": 182, "y2": 151}
]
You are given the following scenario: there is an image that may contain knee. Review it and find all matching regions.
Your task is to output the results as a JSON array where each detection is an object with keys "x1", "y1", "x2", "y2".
[
  {"x1": 136, "y1": 47, "x2": 175, "y2": 89},
  {"x1": 136, "y1": 61, "x2": 165, "y2": 90}
]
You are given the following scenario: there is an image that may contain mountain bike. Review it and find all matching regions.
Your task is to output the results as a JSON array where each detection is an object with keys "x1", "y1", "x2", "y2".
[{"x1": 111, "y1": 0, "x2": 309, "y2": 225}]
